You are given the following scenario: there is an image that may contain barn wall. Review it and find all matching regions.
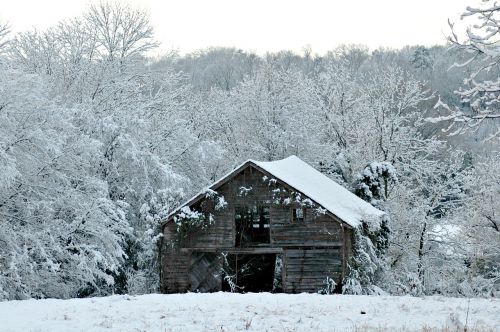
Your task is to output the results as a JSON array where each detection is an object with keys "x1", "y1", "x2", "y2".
[
  {"x1": 160, "y1": 223, "x2": 190, "y2": 293},
  {"x1": 270, "y1": 205, "x2": 343, "y2": 246},
  {"x1": 282, "y1": 249, "x2": 343, "y2": 293}
]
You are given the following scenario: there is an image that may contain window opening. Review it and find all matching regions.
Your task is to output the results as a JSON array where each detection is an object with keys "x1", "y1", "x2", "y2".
[
  {"x1": 235, "y1": 205, "x2": 270, "y2": 247},
  {"x1": 292, "y1": 207, "x2": 305, "y2": 222}
]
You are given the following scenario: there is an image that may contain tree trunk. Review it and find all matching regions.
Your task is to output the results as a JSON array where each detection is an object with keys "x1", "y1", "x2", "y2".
[{"x1": 417, "y1": 221, "x2": 427, "y2": 287}]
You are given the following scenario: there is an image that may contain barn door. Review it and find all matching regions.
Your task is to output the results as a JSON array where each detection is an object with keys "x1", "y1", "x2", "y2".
[{"x1": 190, "y1": 252, "x2": 222, "y2": 292}]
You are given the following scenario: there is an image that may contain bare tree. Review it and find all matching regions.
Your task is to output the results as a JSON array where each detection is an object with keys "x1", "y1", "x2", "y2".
[
  {"x1": 0, "y1": 22, "x2": 10, "y2": 53},
  {"x1": 85, "y1": 1, "x2": 158, "y2": 62}
]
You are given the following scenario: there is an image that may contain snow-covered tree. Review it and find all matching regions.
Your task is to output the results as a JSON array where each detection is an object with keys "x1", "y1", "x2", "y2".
[
  {"x1": 450, "y1": 153, "x2": 500, "y2": 296},
  {"x1": 0, "y1": 64, "x2": 130, "y2": 299},
  {"x1": 444, "y1": 0, "x2": 500, "y2": 140},
  {"x1": 411, "y1": 46, "x2": 433, "y2": 72},
  {"x1": 227, "y1": 61, "x2": 320, "y2": 161},
  {"x1": 1, "y1": 1, "x2": 197, "y2": 298}
]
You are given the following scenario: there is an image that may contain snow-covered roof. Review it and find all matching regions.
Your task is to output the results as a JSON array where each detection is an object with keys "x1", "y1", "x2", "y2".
[
  {"x1": 252, "y1": 156, "x2": 385, "y2": 228},
  {"x1": 166, "y1": 155, "x2": 385, "y2": 228}
]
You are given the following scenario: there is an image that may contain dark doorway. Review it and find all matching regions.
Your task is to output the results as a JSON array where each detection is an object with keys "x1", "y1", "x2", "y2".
[{"x1": 221, "y1": 253, "x2": 280, "y2": 293}]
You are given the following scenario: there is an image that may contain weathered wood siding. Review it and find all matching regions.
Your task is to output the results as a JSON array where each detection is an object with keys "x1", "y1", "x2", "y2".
[
  {"x1": 160, "y1": 223, "x2": 190, "y2": 293},
  {"x1": 270, "y1": 205, "x2": 343, "y2": 246},
  {"x1": 282, "y1": 249, "x2": 343, "y2": 293},
  {"x1": 182, "y1": 204, "x2": 234, "y2": 249}
]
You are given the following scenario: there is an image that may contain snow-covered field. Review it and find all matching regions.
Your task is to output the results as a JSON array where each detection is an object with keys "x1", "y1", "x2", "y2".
[{"x1": 0, "y1": 293, "x2": 498, "y2": 332}]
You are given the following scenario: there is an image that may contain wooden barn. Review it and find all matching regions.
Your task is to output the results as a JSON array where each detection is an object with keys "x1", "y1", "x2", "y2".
[{"x1": 159, "y1": 155, "x2": 385, "y2": 294}]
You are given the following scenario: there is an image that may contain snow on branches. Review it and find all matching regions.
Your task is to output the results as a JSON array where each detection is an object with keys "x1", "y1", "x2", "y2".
[
  {"x1": 171, "y1": 189, "x2": 227, "y2": 240},
  {"x1": 438, "y1": 0, "x2": 500, "y2": 140}
]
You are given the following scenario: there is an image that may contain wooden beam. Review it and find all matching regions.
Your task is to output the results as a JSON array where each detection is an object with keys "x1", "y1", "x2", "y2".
[{"x1": 180, "y1": 247, "x2": 284, "y2": 254}]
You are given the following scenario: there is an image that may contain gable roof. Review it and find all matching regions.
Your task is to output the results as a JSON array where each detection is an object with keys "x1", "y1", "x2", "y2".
[{"x1": 166, "y1": 155, "x2": 385, "y2": 228}]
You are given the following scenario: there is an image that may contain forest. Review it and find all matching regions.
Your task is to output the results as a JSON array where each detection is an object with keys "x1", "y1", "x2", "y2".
[{"x1": 0, "y1": 1, "x2": 498, "y2": 301}]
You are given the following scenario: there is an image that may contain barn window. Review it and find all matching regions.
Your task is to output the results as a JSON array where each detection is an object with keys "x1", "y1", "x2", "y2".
[
  {"x1": 235, "y1": 205, "x2": 270, "y2": 246},
  {"x1": 292, "y1": 208, "x2": 305, "y2": 222}
]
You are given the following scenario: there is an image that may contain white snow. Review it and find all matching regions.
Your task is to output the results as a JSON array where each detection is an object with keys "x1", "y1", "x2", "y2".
[
  {"x1": 254, "y1": 156, "x2": 385, "y2": 228},
  {"x1": 0, "y1": 293, "x2": 498, "y2": 332}
]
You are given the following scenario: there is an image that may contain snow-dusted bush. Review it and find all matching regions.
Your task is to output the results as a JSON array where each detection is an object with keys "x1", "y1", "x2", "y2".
[{"x1": 343, "y1": 217, "x2": 390, "y2": 295}]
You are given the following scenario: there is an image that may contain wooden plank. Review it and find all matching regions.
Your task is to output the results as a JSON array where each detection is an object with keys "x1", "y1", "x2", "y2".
[
  {"x1": 285, "y1": 268, "x2": 342, "y2": 275},
  {"x1": 273, "y1": 242, "x2": 344, "y2": 247},
  {"x1": 285, "y1": 267, "x2": 341, "y2": 272},
  {"x1": 285, "y1": 260, "x2": 341, "y2": 264},
  {"x1": 285, "y1": 275, "x2": 341, "y2": 282},
  {"x1": 180, "y1": 247, "x2": 283, "y2": 254},
  {"x1": 284, "y1": 249, "x2": 341, "y2": 255}
]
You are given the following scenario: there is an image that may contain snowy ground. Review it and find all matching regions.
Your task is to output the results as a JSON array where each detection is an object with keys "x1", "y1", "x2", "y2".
[{"x1": 0, "y1": 293, "x2": 498, "y2": 332}]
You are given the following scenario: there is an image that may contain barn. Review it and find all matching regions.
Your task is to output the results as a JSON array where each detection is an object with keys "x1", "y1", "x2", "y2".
[{"x1": 159, "y1": 155, "x2": 385, "y2": 294}]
